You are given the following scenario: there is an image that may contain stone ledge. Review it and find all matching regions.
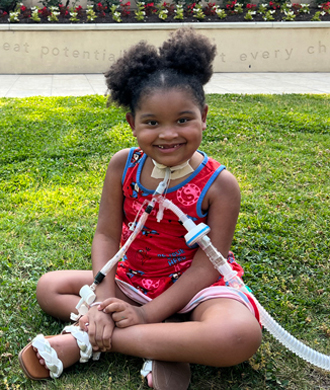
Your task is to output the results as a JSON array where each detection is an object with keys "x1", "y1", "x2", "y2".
[
  {"x1": 1, "y1": 23, "x2": 330, "y2": 73},
  {"x1": 1, "y1": 21, "x2": 330, "y2": 30}
]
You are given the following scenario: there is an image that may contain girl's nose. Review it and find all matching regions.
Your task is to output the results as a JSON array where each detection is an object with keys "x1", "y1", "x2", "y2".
[{"x1": 158, "y1": 125, "x2": 178, "y2": 140}]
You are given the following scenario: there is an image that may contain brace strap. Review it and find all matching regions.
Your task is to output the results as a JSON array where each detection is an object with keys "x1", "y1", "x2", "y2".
[
  {"x1": 62, "y1": 325, "x2": 100, "y2": 363},
  {"x1": 140, "y1": 359, "x2": 153, "y2": 378},
  {"x1": 31, "y1": 334, "x2": 64, "y2": 379}
]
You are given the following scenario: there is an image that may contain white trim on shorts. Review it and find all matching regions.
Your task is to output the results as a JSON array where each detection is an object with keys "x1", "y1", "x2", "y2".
[{"x1": 115, "y1": 278, "x2": 259, "y2": 319}]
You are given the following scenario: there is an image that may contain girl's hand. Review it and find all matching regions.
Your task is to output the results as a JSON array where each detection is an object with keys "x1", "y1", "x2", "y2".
[
  {"x1": 79, "y1": 306, "x2": 115, "y2": 352},
  {"x1": 98, "y1": 298, "x2": 147, "y2": 328}
]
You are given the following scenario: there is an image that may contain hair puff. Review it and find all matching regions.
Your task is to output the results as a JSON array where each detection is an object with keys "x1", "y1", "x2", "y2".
[
  {"x1": 159, "y1": 28, "x2": 217, "y2": 86},
  {"x1": 105, "y1": 41, "x2": 161, "y2": 109}
]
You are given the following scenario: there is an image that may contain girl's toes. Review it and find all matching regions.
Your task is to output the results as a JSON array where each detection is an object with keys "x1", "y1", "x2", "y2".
[
  {"x1": 35, "y1": 352, "x2": 46, "y2": 366},
  {"x1": 147, "y1": 373, "x2": 153, "y2": 388}
]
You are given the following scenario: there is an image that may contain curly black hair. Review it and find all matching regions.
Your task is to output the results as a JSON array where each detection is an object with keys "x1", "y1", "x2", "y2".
[{"x1": 105, "y1": 28, "x2": 217, "y2": 114}]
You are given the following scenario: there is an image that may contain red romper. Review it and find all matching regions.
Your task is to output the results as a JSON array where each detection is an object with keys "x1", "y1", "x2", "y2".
[{"x1": 115, "y1": 148, "x2": 259, "y2": 320}]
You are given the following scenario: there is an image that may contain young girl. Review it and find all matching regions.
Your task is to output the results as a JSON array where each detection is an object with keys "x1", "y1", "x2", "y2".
[{"x1": 19, "y1": 28, "x2": 262, "y2": 390}]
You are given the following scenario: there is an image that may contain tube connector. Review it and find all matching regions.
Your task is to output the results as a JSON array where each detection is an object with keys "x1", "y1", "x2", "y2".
[
  {"x1": 70, "y1": 284, "x2": 96, "y2": 321},
  {"x1": 184, "y1": 223, "x2": 211, "y2": 246}
]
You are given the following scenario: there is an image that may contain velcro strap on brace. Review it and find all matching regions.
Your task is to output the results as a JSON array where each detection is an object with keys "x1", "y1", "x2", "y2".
[{"x1": 62, "y1": 325, "x2": 93, "y2": 363}]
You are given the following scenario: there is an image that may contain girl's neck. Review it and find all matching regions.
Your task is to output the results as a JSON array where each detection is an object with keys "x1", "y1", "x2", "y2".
[
  {"x1": 151, "y1": 159, "x2": 194, "y2": 180},
  {"x1": 140, "y1": 152, "x2": 203, "y2": 190}
]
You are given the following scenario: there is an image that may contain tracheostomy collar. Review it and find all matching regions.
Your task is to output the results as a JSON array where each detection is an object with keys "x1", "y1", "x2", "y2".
[{"x1": 151, "y1": 159, "x2": 194, "y2": 180}]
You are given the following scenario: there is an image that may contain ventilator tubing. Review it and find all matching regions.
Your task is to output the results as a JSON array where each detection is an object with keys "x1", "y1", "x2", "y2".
[
  {"x1": 73, "y1": 170, "x2": 330, "y2": 370},
  {"x1": 256, "y1": 301, "x2": 330, "y2": 370},
  {"x1": 71, "y1": 170, "x2": 171, "y2": 321},
  {"x1": 162, "y1": 198, "x2": 330, "y2": 371}
]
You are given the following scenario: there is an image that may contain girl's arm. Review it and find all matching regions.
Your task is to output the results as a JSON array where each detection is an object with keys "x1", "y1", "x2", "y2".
[
  {"x1": 100, "y1": 169, "x2": 241, "y2": 325},
  {"x1": 83, "y1": 149, "x2": 128, "y2": 351}
]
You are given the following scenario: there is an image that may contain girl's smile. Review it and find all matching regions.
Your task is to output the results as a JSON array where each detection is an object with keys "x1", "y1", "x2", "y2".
[
  {"x1": 155, "y1": 143, "x2": 184, "y2": 152},
  {"x1": 126, "y1": 88, "x2": 208, "y2": 168}
]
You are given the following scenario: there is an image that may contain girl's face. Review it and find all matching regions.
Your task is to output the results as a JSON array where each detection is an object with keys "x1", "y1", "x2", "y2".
[{"x1": 126, "y1": 88, "x2": 208, "y2": 167}]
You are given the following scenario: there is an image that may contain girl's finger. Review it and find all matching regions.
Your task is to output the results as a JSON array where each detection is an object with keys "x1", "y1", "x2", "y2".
[
  {"x1": 79, "y1": 315, "x2": 89, "y2": 331},
  {"x1": 115, "y1": 318, "x2": 129, "y2": 328},
  {"x1": 111, "y1": 310, "x2": 126, "y2": 322},
  {"x1": 99, "y1": 297, "x2": 116, "y2": 308},
  {"x1": 102, "y1": 302, "x2": 124, "y2": 314},
  {"x1": 99, "y1": 297, "x2": 123, "y2": 309}
]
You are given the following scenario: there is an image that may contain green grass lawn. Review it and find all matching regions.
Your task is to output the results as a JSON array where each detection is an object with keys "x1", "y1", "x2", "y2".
[{"x1": 0, "y1": 94, "x2": 329, "y2": 390}]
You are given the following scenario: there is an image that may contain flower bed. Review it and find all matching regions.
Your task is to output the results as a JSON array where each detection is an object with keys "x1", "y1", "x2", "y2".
[{"x1": 1, "y1": 1, "x2": 330, "y2": 24}]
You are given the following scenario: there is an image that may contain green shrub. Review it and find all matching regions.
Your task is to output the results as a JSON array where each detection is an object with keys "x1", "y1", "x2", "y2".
[{"x1": 0, "y1": 0, "x2": 18, "y2": 12}]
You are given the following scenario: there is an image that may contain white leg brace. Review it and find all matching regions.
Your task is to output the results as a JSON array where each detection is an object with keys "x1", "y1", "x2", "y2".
[{"x1": 62, "y1": 325, "x2": 101, "y2": 363}]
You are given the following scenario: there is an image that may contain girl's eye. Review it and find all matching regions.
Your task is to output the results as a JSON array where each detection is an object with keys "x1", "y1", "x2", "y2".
[
  {"x1": 178, "y1": 118, "x2": 188, "y2": 124},
  {"x1": 147, "y1": 120, "x2": 158, "y2": 126}
]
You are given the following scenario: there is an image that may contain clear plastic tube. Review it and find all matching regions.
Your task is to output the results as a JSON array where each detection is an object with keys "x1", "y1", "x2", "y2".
[
  {"x1": 98, "y1": 169, "x2": 171, "y2": 278},
  {"x1": 99, "y1": 211, "x2": 149, "y2": 276},
  {"x1": 79, "y1": 182, "x2": 330, "y2": 370},
  {"x1": 162, "y1": 198, "x2": 330, "y2": 371},
  {"x1": 256, "y1": 300, "x2": 330, "y2": 370}
]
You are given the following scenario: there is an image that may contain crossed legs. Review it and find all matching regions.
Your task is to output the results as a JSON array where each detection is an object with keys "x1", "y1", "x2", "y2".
[{"x1": 34, "y1": 270, "x2": 262, "y2": 370}]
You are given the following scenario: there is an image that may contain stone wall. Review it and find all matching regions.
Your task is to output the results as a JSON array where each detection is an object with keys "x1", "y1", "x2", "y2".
[{"x1": 1, "y1": 23, "x2": 330, "y2": 74}]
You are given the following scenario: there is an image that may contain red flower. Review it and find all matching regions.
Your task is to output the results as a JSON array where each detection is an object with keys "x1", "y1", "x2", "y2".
[{"x1": 21, "y1": 5, "x2": 26, "y2": 11}]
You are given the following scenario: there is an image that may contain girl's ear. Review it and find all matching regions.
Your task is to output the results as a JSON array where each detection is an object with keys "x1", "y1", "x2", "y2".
[
  {"x1": 126, "y1": 112, "x2": 136, "y2": 136},
  {"x1": 202, "y1": 104, "x2": 208, "y2": 131}
]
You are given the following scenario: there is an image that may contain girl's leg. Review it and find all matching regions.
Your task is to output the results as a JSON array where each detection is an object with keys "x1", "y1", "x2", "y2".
[
  {"x1": 36, "y1": 270, "x2": 93, "y2": 321},
  {"x1": 110, "y1": 298, "x2": 262, "y2": 367},
  {"x1": 28, "y1": 296, "x2": 261, "y2": 374},
  {"x1": 33, "y1": 270, "x2": 140, "y2": 371}
]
